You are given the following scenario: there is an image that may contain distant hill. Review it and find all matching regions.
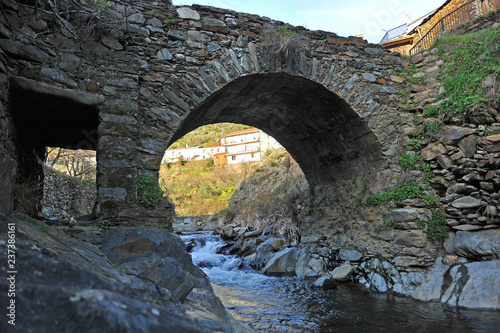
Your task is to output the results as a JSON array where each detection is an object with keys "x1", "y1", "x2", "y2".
[{"x1": 168, "y1": 123, "x2": 252, "y2": 149}]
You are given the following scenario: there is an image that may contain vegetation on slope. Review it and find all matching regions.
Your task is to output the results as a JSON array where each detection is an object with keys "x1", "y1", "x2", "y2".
[
  {"x1": 434, "y1": 23, "x2": 500, "y2": 117},
  {"x1": 160, "y1": 158, "x2": 250, "y2": 216},
  {"x1": 168, "y1": 123, "x2": 251, "y2": 149}
]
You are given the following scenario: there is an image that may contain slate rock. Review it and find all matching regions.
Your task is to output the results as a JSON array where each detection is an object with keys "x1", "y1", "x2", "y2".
[
  {"x1": 441, "y1": 261, "x2": 500, "y2": 309},
  {"x1": 0, "y1": 39, "x2": 50, "y2": 63},
  {"x1": 451, "y1": 196, "x2": 483, "y2": 209},
  {"x1": 454, "y1": 229, "x2": 500, "y2": 259}
]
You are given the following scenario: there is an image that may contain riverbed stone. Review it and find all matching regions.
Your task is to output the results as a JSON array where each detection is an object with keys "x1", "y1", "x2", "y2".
[
  {"x1": 412, "y1": 258, "x2": 448, "y2": 302},
  {"x1": 261, "y1": 247, "x2": 298, "y2": 275},
  {"x1": 330, "y1": 262, "x2": 354, "y2": 281},
  {"x1": 368, "y1": 272, "x2": 388, "y2": 292}
]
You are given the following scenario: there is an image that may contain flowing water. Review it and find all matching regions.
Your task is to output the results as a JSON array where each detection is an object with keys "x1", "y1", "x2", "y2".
[{"x1": 181, "y1": 232, "x2": 500, "y2": 333}]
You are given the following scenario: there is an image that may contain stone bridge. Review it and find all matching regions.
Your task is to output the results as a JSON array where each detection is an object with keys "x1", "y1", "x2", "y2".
[{"x1": 0, "y1": 0, "x2": 408, "y2": 222}]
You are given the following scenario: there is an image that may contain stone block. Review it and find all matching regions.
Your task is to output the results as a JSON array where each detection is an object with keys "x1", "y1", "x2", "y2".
[
  {"x1": 458, "y1": 135, "x2": 478, "y2": 158},
  {"x1": 177, "y1": 7, "x2": 200, "y2": 20},
  {"x1": 451, "y1": 196, "x2": 483, "y2": 209},
  {"x1": 421, "y1": 142, "x2": 447, "y2": 161},
  {"x1": 479, "y1": 135, "x2": 500, "y2": 153}
]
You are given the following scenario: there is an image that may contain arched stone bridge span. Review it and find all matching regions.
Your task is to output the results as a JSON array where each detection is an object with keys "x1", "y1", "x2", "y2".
[
  {"x1": 0, "y1": 1, "x2": 407, "y2": 222},
  {"x1": 170, "y1": 72, "x2": 384, "y2": 185}
]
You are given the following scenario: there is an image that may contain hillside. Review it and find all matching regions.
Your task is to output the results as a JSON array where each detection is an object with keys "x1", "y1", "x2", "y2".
[{"x1": 168, "y1": 123, "x2": 252, "y2": 149}]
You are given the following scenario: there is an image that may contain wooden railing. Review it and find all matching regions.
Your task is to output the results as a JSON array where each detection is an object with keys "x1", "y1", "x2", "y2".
[{"x1": 409, "y1": 1, "x2": 476, "y2": 55}]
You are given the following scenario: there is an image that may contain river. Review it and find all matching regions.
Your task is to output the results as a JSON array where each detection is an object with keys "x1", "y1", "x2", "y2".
[{"x1": 180, "y1": 232, "x2": 500, "y2": 333}]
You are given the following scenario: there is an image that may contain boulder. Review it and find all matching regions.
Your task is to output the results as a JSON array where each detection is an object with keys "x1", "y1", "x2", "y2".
[
  {"x1": 0, "y1": 216, "x2": 233, "y2": 333},
  {"x1": 177, "y1": 7, "x2": 201, "y2": 20},
  {"x1": 454, "y1": 229, "x2": 500, "y2": 259},
  {"x1": 330, "y1": 262, "x2": 354, "y2": 281},
  {"x1": 261, "y1": 247, "x2": 299, "y2": 275},
  {"x1": 412, "y1": 258, "x2": 449, "y2": 302},
  {"x1": 368, "y1": 273, "x2": 388, "y2": 292},
  {"x1": 441, "y1": 261, "x2": 500, "y2": 309},
  {"x1": 251, "y1": 237, "x2": 279, "y2": 269},
  {"x1": 339, "y1": 249, "x2": 362, "y2": 261}
]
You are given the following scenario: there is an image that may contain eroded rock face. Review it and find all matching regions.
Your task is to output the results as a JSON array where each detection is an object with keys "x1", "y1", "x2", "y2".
[{"x1": 0, "y1": 215, "x2": 245, "y2": 332}]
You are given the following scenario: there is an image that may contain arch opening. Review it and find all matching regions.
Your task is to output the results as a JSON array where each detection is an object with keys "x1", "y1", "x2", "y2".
[
  {"x1": 168, "y1": 73, "x2": 385, "y2": 187},
  {"x1": 160, "y1": 122, "x2": 289, "y2": 216}
]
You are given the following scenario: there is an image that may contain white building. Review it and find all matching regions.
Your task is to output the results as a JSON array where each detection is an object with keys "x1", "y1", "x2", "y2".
[
  {"x1": 162, "y1": 128, "x2": 281, "y2": 165},
  {"x1": 161, "y1": 146, "x2": 225, "y2": 163},
  {"x1": 222, "y1": 128, "x2": 281, "y2": 165}
]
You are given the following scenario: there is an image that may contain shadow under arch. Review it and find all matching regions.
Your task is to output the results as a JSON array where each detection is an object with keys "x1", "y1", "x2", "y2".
[{"x1": 169, "y1": 73, "x2": 385, "y2": 186}]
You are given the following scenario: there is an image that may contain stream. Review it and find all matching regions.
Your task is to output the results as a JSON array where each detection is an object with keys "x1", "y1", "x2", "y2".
[{"x1": 180, "y1": 232, "x2": 500, "y2": 333}]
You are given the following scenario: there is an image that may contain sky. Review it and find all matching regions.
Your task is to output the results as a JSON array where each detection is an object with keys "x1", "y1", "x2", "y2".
[{"x1": 173, "y1": 0, "x2": 447, "y2": 43}]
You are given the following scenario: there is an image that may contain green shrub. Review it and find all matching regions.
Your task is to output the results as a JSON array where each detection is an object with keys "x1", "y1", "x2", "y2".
[
  {"x1": 424, "y1": 105, "x2": 438, "y2": 117},
  {"x1": 407, "y1": 139, "x2": 421, "y2": 150},
  {"x1": 419, "y1": 162, "x2": 435, "y2": 181},
  {"x1": 416, "y1": 210, "x2": 447, "y2": 242},
  {"x1": 276, "y1": 25, "x2": 293, "y2": 36},
  {"x1": 137, "y1": 175, "x2": 165, "y2": 208},
  {"x1": 362, "y1": 183, "x2": 436, "y2": 206},
  {"x1": 399, "y1": 153, "x2": 421, "y2": 169},
  {"x1": 417, "y1": 121, "x2": 444, "y2": 138}
]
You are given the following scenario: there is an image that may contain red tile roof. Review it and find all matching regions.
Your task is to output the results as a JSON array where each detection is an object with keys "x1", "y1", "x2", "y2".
[{"x1": 225, "y1": 128, "x2": 258, "y2": 136}]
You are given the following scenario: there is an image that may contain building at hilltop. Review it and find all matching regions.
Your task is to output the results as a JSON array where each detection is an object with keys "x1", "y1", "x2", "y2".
[
  {"x1": 162, "y1": 128, "x2": 281, "y2": 165},
  {"x1": 380, "y1": 0, "x2": 499, "y2": 55}
]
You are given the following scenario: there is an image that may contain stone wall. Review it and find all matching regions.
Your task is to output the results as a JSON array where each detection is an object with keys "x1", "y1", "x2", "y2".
[{"x1": 41, "y1": 168, "x2": 96, "y2": 218}]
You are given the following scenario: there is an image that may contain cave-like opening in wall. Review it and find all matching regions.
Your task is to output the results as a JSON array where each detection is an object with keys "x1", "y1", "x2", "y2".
[
  {"x1": 9, "y1": 77, "x2": 101, "y2": 217},
  {"x1": 168, "y1": 73, "x2": 385, "y2": 187}
]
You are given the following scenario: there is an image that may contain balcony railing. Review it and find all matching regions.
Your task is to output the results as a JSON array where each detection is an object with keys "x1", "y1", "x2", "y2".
[
  {"x1": 380, "y1": 24, "x2": 407, "y2": 43},
  {"x1": 409, "y1": 1, "x2": 476, "y2": 55}
]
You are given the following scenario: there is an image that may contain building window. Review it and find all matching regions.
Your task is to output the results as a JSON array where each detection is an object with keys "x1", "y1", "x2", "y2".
[
  {"x1": 232, "y1": 156, "x2": 236, "y2": 161},
  {"x1": 251, "y1": 153, "x2": 255, "y2": 158}
]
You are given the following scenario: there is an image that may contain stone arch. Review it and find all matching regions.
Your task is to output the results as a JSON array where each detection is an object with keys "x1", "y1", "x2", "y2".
[{"x1": 167, "y1": 72, "x2": 385, "y2": 186}]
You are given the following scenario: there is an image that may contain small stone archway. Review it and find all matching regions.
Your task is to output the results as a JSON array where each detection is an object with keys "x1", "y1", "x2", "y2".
[{"x1": 168, "y1": 72, "x2": 385, "y2": 186}]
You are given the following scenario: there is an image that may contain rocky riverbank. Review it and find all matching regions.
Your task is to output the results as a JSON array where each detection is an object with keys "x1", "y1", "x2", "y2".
[
  {"x1": 208, "y1": 222, "x2": 500, "y2": 310},
  {"x1": 0, "y1": 214, "x2": 250, "y2": 333}
]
